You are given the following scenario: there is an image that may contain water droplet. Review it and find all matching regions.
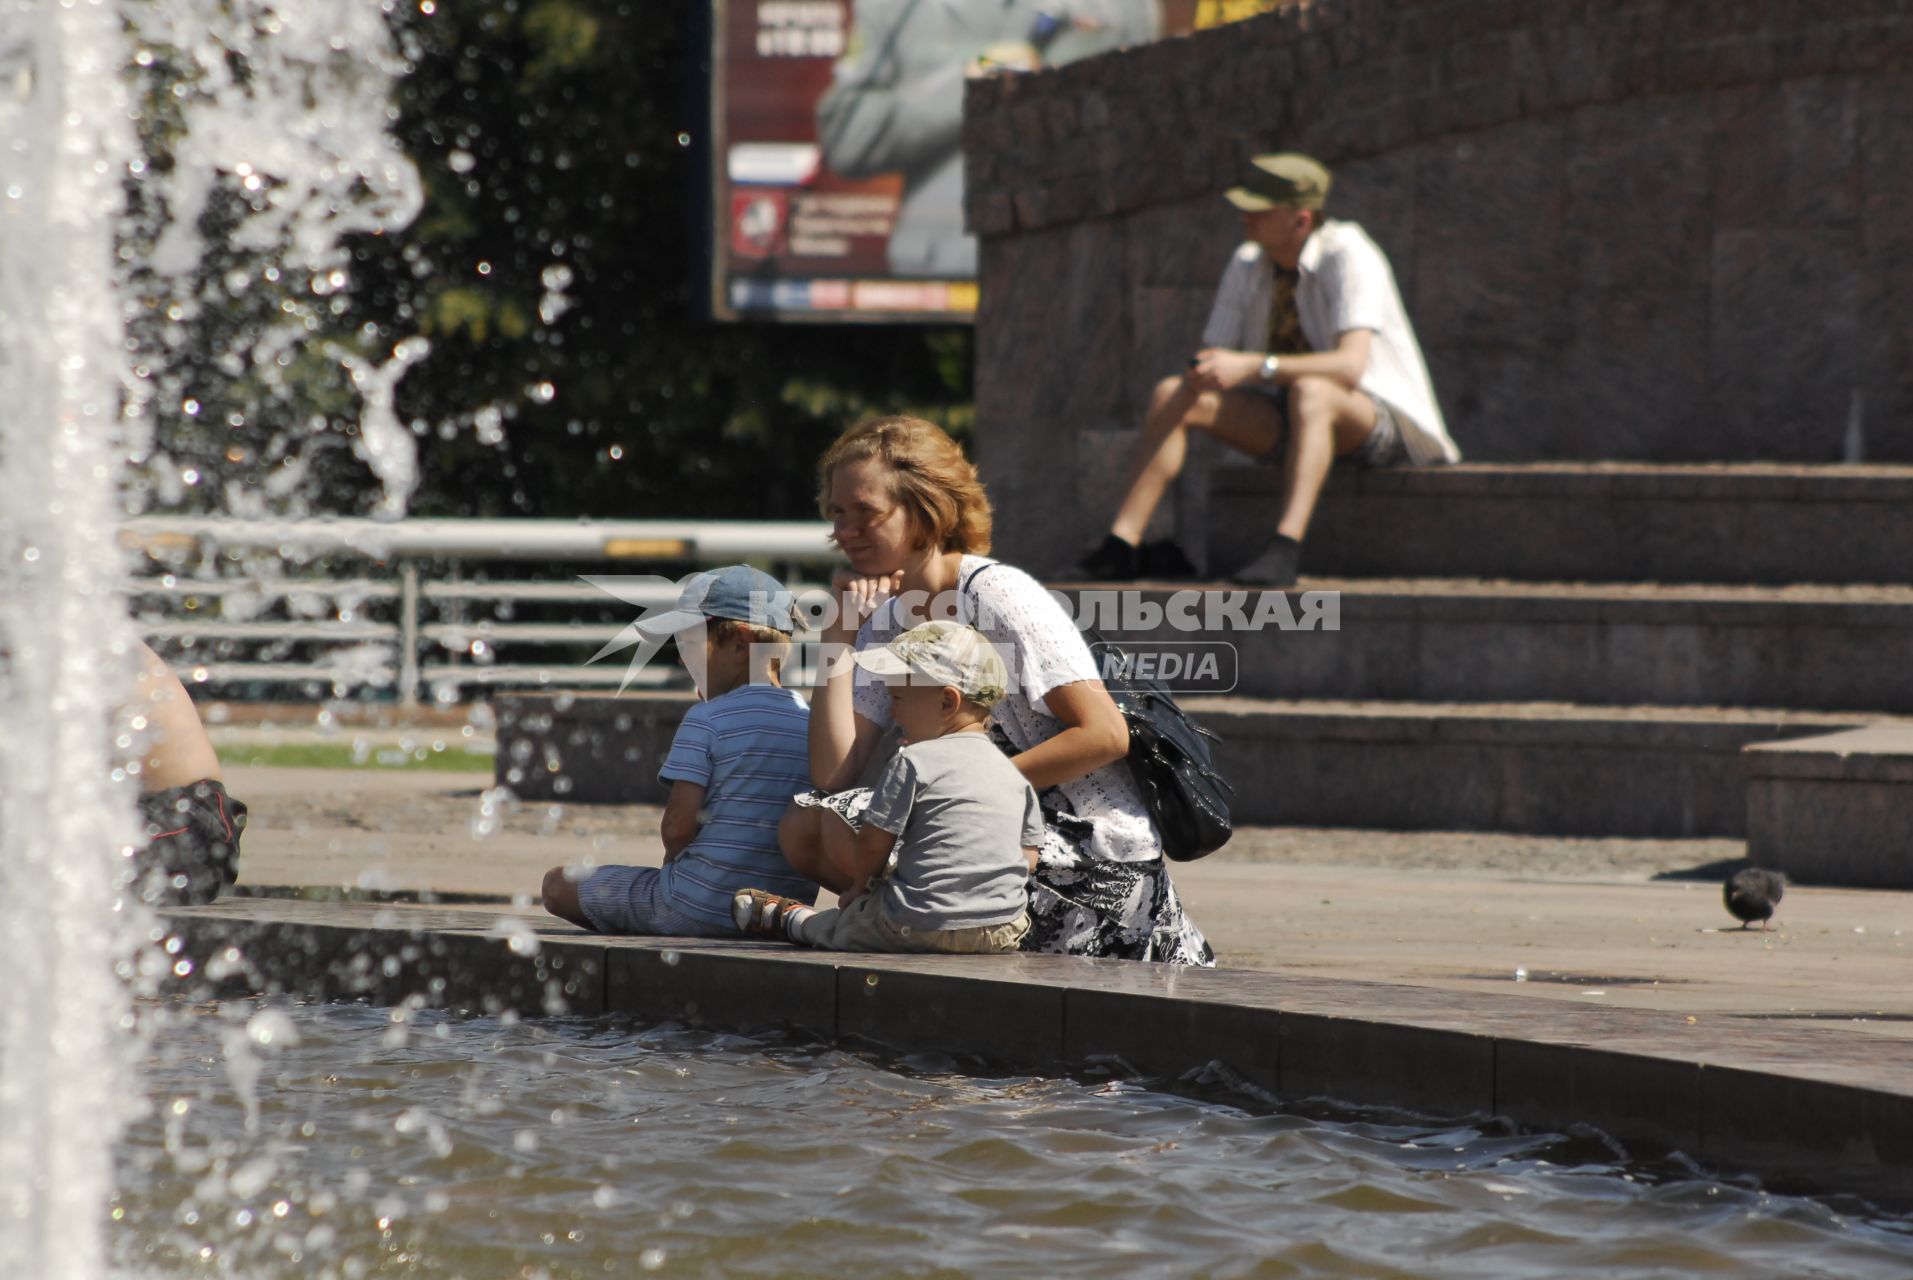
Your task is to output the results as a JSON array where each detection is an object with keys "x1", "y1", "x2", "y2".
[{"x1": 247, "y1": 1008, "x2": 300, "y2": 1048}]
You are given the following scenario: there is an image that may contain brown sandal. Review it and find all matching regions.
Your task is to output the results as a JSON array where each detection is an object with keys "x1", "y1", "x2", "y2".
[{"x1": 732, "y1": 888, "x2": 805, "y2": 936}]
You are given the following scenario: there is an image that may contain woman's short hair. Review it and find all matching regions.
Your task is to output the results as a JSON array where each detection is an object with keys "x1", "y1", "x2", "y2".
[{"x1": 815, "y1": 416, "x2": 993, "y2": 555}]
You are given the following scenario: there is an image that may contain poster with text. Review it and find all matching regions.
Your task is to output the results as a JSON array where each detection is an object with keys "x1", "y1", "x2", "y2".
[{"x1": 709, "y1": 0, "x2": 1281, "y2": 322}]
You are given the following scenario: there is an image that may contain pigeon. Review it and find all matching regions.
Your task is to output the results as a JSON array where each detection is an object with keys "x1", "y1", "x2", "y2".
[{"x1": 1724, "y1": 868, "x2": 1785, "y2": 931}]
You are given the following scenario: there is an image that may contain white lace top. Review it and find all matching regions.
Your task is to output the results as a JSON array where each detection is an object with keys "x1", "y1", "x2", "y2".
[{"x1": 850, "y1": 555, "x2": 1162, "y2": 864}]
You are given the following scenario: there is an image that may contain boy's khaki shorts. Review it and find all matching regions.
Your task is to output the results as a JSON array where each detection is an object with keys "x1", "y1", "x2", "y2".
[{"x1": 808, "y1": 892, "x2": 1029, "y2": 954}]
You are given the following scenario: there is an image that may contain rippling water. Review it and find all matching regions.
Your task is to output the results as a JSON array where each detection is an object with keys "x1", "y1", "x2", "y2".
[{"x1": 112, "y1": 999, "x2": 1913, "y2": 1278}]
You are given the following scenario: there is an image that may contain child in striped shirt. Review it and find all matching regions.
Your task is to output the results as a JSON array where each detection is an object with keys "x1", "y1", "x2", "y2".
[{"x1": 541, "y1": 565, "x2": 816, "y2": 935}]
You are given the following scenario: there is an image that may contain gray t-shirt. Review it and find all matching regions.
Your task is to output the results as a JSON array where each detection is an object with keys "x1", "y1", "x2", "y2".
[{"x1": 863, "y1": 731, "x2": 1045, "y2": 931}]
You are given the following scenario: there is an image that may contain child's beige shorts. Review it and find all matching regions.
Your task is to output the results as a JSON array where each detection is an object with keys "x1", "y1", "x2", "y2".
[{"x1": 808, "y1": 893, "x2": 1029, "y2": 954}]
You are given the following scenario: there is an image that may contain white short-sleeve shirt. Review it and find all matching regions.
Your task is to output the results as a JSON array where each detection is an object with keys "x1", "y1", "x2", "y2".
[
  {"x1": 850, "y1": 555, "x2": 1162, "y2": 864},
  {"x1": 1200, "y1": 220, "x2": 1460, "y2": 467}
]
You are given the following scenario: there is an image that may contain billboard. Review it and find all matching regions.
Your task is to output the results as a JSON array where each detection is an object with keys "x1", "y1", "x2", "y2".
[{"x1": 708, "y1": 0, "x2": 1283, "y2": 323}]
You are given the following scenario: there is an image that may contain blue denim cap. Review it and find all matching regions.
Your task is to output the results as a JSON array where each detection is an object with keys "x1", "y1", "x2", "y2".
[{"x1": 633, "y1": 564, "x2": 796, "y2": 637}]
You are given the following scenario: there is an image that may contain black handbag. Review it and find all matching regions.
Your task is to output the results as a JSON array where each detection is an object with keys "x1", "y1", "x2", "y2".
[
  {"x1": 1086, "y1": 631, "x2": 1234, "y2": 861},
  {"x1": 961, "y1": 564, "x2": 1235, "y2": 861}
]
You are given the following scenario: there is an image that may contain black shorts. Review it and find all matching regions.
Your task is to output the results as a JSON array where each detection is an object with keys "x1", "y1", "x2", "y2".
[{"x1": 135, "y1": 779, "x2": 247, "y2": 906}]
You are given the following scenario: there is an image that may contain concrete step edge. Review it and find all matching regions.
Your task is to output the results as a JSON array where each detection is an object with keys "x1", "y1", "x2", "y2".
[
  {"x1": 1047, "y1": 578, "x2": 1913, "y2": 606},
  {"x1": 1214, "y1": 462, "x2": 1913, "y2": 502}
]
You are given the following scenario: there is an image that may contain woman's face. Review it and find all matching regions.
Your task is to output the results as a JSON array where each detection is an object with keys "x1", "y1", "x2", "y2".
[{"x1": 826, "y1": 458, "x2": 919, "y2": 575}]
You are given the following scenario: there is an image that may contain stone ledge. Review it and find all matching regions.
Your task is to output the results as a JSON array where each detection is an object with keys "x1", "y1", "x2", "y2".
[
  {"x1": 1746, "y1": 727, "x2": 1913, "y2": 889},
  {"x1": 493, "y1": 692, "x2": 1900, "y2": 838},
  {"x1": 162, "y1": 900, "x2": 1913, "y2": 1207},
  {"x1": 1198, "y1": 700, "x2": 1875, "y2": 838},
  {"x1": 1213, "y1": 462, "x2": 1913, "y2": 503},
  {"x1": 1745, "y1": 727, "x2": 1913, "y2": 784},
  {"x1": 1065, "y1": 584, "x2": 1913, "y2": 711},
  {"x1": 1208, "y1": 464, "x2": 1913, "y2": 586},
  {"x1": 962, "y1": 0, "x2": 1913, "y2": 234}
]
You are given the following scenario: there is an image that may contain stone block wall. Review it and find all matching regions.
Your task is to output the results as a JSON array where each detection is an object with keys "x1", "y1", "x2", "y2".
[{"x1": 962, "y1": 0, "x2": 1913, "y2": 570}]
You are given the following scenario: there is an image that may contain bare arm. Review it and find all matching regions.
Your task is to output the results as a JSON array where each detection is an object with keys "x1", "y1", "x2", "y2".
[
  {"x1": 659, "y1": 781, "x2": 705, "y2": 861},
  {"x1": 810, "y1": 681, "x2": 886, "y2": 792},
  {"x1": 809, "y1": 571, "x2": 900, "y2": 790},
  {"x1": 1007, "y1": 679, "x2": 1129, "y2": 791},
  {"x1": 842, "y1": 823, "x2": 899, "y2": 902},
  {"x1": 1192, "y1": 328, "x2": 1373, "y2": 394},
  {"x1": 128, "y1": 641, "x2": 222, "y2": 792},
  {"x1": 1022, "y1": 845, "x2": 1040, "y2": 875}
]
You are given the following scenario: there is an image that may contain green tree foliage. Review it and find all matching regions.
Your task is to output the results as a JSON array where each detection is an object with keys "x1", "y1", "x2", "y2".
[{"x1": 344, "y1": 0, "x2": 974, "y2": 520}]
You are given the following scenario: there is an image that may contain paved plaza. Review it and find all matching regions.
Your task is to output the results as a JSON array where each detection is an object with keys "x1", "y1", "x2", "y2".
[{"x1": 222, "y1": 759, "x2": 1913, "y2": 1045}]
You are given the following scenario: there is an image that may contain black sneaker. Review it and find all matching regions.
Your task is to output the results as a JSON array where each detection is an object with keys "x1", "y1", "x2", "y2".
[
  {"x1": 1230, "y1": 535, "x2": 1301, "y2": 588},
  {"x1": 1072, "y1": 533, "x2": 1141, "y2": 581},
  {"x1": 1139, "y1": 539, "x2": 1199, "y2": 580}
]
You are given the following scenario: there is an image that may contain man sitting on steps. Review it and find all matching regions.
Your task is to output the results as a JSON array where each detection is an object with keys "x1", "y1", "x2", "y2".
[{"x1": 1074, "y1": 152, "x2": 1461, "y2": 587}]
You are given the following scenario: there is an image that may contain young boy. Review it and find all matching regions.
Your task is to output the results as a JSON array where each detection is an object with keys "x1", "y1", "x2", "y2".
[
  {"x1": 733, "y1": 621, "x2": 1042, "y2": 954},
  {"x1": 541, "y1": 565, "x2": 816, "y2": 935}
]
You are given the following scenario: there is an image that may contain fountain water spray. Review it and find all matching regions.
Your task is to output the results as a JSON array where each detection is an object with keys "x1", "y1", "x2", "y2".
[
  {"x1": 0, "y1": 4, "x2": 145, "y2": 1276},
  {"x1": 0, "y1": 0, "x2": 419, "y2": 1272}
]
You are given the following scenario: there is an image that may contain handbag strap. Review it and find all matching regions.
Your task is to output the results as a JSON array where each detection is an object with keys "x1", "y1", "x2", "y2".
[{"x1": 957, "y1": 559, "x2": 1005, "y2": 626}]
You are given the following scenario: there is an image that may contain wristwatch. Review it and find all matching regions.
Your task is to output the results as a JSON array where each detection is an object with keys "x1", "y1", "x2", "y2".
[{"x1": 1259, "y1": 354, "x2": 1281, "y2": 383}]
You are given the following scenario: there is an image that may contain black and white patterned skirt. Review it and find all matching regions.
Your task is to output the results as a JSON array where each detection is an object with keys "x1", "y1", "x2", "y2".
[
  {"x1": 793, "y1": 785, "x2": 874, "y2": 829},
  {"x1": 1023, "y1": 801, "x2": 1214, "y2": 967}
]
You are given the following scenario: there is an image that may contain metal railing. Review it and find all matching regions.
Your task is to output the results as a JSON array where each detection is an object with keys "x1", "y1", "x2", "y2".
[{"x1": 121, "y1": 518, "x2": 838, "y2": 705}]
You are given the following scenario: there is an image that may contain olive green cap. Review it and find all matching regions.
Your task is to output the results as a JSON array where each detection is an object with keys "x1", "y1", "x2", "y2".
[{"x1": 1224, "y1": 153, "x2": 1332, "y2": 212}]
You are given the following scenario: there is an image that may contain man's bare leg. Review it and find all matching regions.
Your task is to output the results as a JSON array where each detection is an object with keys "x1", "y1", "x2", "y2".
[
  {"x1": 1107, "y1": 377, "x2": 1286, "y2": 547},
  {"x1": 1233, "y1": 376, "x2": 1379, "y2": 586},
  {"x1": 1110, "y1": 376, "x2": 1204, "y2": 545},
  {"x1": 1274, "y1": 376, "x2": 1379, "y2": 540}
]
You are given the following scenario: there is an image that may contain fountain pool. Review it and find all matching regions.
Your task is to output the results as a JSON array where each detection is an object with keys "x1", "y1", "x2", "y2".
[{"x1": 115, "y1": 997, "x2": 1913, "y2": 1279}]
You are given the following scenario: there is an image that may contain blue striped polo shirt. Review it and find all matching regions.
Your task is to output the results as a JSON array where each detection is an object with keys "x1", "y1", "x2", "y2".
[{"x1": 656, "y1": 683, "x2": 816, "y2": 929}]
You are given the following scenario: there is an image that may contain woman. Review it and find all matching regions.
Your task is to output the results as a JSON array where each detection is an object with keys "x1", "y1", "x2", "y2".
[{"x1": 780, "y1": 415, "x2": 1213, "y2": 965}]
